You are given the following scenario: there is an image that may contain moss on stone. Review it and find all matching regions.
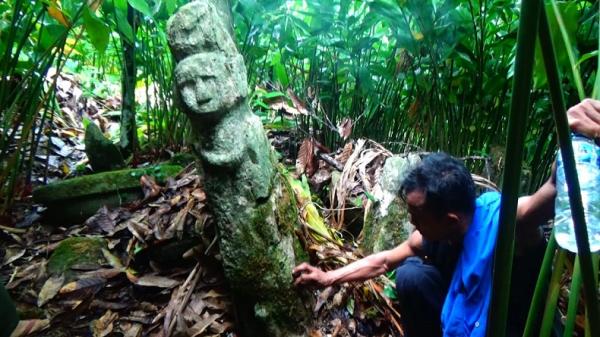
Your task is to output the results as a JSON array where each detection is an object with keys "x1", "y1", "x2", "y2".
[
  {"x1": 34, "y1": 164, "x2": 182, "y2": 224},
  {"x1": 168, "y1": 152, "x2": 197, "y2": 167},
  {"x1": 33, "y1": 164, "x2": 182, "y2": 203},
  {"x1": 48, "y1": 237, "x2": 107, "y2": 275},
  {"x1": 84, "y1": 122, "x2": 125, "y2": 172},
  {"x1": 360, "y1": 155, "x2": 419, "y2": 254},
  {"x1": 276, "y1": 168, "x2": 309, "y2": 264}
]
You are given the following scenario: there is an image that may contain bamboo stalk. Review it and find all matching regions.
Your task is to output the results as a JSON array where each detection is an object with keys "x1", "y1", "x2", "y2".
[
  {"x1": 563, "y1": 256, "x2": 582, "y2": 337},
  {"x1": 539, "y1": 249, "x2": 567, "y2": 337},
  {"x1": 487, "y1": 0, "x2": 543, "y2": 336},
  {"x1": 523, "y1": 232, "x2": 558, "y2": 337}
]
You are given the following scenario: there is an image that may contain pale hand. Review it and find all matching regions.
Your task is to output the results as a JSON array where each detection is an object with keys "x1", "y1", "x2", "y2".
[
  {"x1": 567, "y1": 99, "x2": 600, "y2": 140},
  {"x1": 292, "y1": 263, "x2": 331, "y2": 288}
]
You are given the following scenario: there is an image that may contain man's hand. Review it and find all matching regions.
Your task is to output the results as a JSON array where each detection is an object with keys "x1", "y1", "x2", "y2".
[
  {"x1": 292, "y1": 263, "x2": 331, "y2": 288},
  {"x1": 567, "y1": 98, "x2": 600, "y2": 140}
]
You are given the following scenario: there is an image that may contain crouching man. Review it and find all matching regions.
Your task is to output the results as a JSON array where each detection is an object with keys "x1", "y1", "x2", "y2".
[{"x1": 293, "y1": 99, "x2": 600, "y2": 337}]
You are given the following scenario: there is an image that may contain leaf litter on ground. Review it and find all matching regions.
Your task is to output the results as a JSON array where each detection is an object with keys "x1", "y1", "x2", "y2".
[{"x1": 1, "y1": 165, "x2": 237, "y2": 337}]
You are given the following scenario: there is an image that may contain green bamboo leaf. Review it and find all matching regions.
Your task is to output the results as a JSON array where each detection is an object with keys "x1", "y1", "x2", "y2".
[
  {"x1": 82, "y1": 8, "x2": 110, "y2": 53},
  {"x1": 127, "y1": 0, "x2": 152, "y2": 17},
  {"x1": 575, "y1": 50, "x2": 598, "y2": 67},
  {"x1": 263, "y1": 91, "x2": 286, "y2": 99},
  {"x1": 548, "y1": 0, "x2": 584, "y2": 99},
  {"x1": 271, "y1": 52, "x2": 289, "y2": 87}
]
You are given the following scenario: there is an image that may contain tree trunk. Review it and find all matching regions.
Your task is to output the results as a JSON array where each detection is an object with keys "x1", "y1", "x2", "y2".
[{"x1": 120, "y1": 3, "x2": 137, "y2": 156}]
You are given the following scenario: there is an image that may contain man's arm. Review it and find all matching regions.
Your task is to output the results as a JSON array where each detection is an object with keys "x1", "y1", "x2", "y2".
[
  {"x1": 293, "y1": 230, "x2": 424, "y2": 288},
  {"x1": 516, "y1": 171, "x2": 556, "y2": 251},
  {"x1": 516, "y1": 99, "x2": 600, "y2": 249},
  {"x1": 517, "y1": 161, "x2": 557, "y2": 227}
]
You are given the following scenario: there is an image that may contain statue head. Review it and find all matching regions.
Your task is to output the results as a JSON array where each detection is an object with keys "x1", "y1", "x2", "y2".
[
  {"x1": 167, "y1": 0, "x2": 237, "y2": 61},
  {"x1": 174, "y1": 52, "x2": 248, "y2": 119}
]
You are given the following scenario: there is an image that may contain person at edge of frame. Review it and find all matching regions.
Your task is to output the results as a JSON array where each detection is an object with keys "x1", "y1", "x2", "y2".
[{"x1": 292, "y1": 99, "x2": 600, "y2": 337}]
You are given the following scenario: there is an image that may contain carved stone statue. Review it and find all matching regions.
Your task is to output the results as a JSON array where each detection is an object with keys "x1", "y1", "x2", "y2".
[{"x1": 167, "y1": 2, "x2": 308, "y2": 336}]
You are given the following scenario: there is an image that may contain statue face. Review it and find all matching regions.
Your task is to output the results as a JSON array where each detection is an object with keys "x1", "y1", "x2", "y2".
[{"x1": 175, "y1": 52, "x2": 248, "y2": 117}]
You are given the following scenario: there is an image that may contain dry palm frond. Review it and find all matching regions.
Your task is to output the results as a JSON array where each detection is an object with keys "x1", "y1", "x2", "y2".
[
  {"x1": 472, "y1": 173, "x2": 499, "y2": 191},
  {"x1": 286, "y1": 173, "x2": 341, "y2": 246},
  {"x1": 329, "y1": 139, "x2": 391, "y2": 229}
]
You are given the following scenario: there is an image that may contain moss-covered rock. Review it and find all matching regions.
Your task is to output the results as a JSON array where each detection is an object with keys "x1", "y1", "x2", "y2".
[
  {"x1": 168, "y1": 152, "x2": 197, "y2": 167},
  {"x1": 168, "y1": 1, "x2": 308, "y2": 335},
  {"x1": 361, "y1": 154, "x2": 421, "y2": 254},
  {"x1": 33, "y1": 164, "x2": 182, "y2": 225},
  {"x1": 84, "y1": 123, "x2": 125, "y2": 172},
  {"x1": 47, "y1": 237, "x2": 107, "y2": 276}
]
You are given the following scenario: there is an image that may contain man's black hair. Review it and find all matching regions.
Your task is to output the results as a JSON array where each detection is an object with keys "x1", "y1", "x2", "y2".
[{"x1": 400, "y1": 152, "x2": 476, "y2": 215}]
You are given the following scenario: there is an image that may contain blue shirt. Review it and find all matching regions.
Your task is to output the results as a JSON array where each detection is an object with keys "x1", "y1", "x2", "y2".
[{"x1": 441, "y1": 192, "x2": 502, "y2": 337}]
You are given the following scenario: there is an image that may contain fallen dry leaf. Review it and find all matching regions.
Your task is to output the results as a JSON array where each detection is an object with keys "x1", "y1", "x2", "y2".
[
  {"x1": 38, "y1": 274, "x2": 65, "y2": 306},
  {"x1": 287, "y1": 89, "x2": 310, "y2": 116},
  {"x1": 92, "y1": 310, "x2": 118, "y2": 337},
  {"x1": 85, "y1": 207, "x2": 116, "y2": 233},
  {"x1": 314, "y1": 286, "x2": 335, "y2": 314},
  {"x1": 2, "y1": 248, "x2": 26, "y2": 266},
  {"x1": 296, "y1": 138, "x2": 316, "y2": 177},
  {"x1": 101, "y1": 248, "x2": 124, "y2": 269},
  {"x1": 308, "y1": 329, "x2": 323, "y2": 337},
  {"x1": 10, "y1": 319, "x2": 50, "y2": 337},
  {"x1": 121, "y1": 322, "x2": 143, "y2": 337},
  {"x1": 59, "y1": 276, "x2": 106, "y2": 295},
  {"x1": 189, "y1": 313, "x2": 220, "y2": 337},
  {"x1": 141, "y1": 175, "x2": 162, "y2": 200},
  {"x1": 131, "y1": 274, "x2": 181, "y2": 288},
  {"x1": 337, "y1": 118, "x2": 353, "y2": 140}
]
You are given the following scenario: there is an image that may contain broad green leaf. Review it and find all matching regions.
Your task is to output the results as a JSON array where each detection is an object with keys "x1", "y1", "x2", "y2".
[
  {"x1": 383, "y1": 282, "x2": 398, "y2": 300},
  {"x1": 83, "y1": 8, "x2": 110, "y2": 53},
  {"x1": 102, "y1": 0, "x2": 115, "y2": 12},
  {"x1": 128, "y1": 0, "x2": 153, "y2": 17},
  {"x1": 114, "y1": 0, "x2": 128, "y2": 10},
  {"x1": 115, "y1": 7, "x2": 135, "y2": 43},
  {"x1": 38, "y1": 24, "x2": 67, "y2": 51}
]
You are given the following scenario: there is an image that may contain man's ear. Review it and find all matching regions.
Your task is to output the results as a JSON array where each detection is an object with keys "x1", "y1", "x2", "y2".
[{"x1": 446, "y1": 212, "x2": 461, "y2": 226}]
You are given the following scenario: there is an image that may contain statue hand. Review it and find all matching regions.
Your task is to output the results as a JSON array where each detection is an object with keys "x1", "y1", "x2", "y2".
[
  {"x1": 567, "y1": 99, "x2": 600, "y2": 140},
  {"x1": 292, "y1": 263, "x2": 331, "y2": 288}
]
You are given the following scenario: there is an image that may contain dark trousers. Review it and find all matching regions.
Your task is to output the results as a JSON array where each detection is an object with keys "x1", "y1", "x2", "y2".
[
  {"x1": 395, "y1": 242, "x2": 545, "y2": 337},
  {"x1": 395, "y1": 257, "x2": 446, "y2": 337}
]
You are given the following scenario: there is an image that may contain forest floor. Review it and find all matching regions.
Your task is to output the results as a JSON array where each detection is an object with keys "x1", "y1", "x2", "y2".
[{"x1": 1, "y1": 73, "x2": 404, "y2": 337}]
